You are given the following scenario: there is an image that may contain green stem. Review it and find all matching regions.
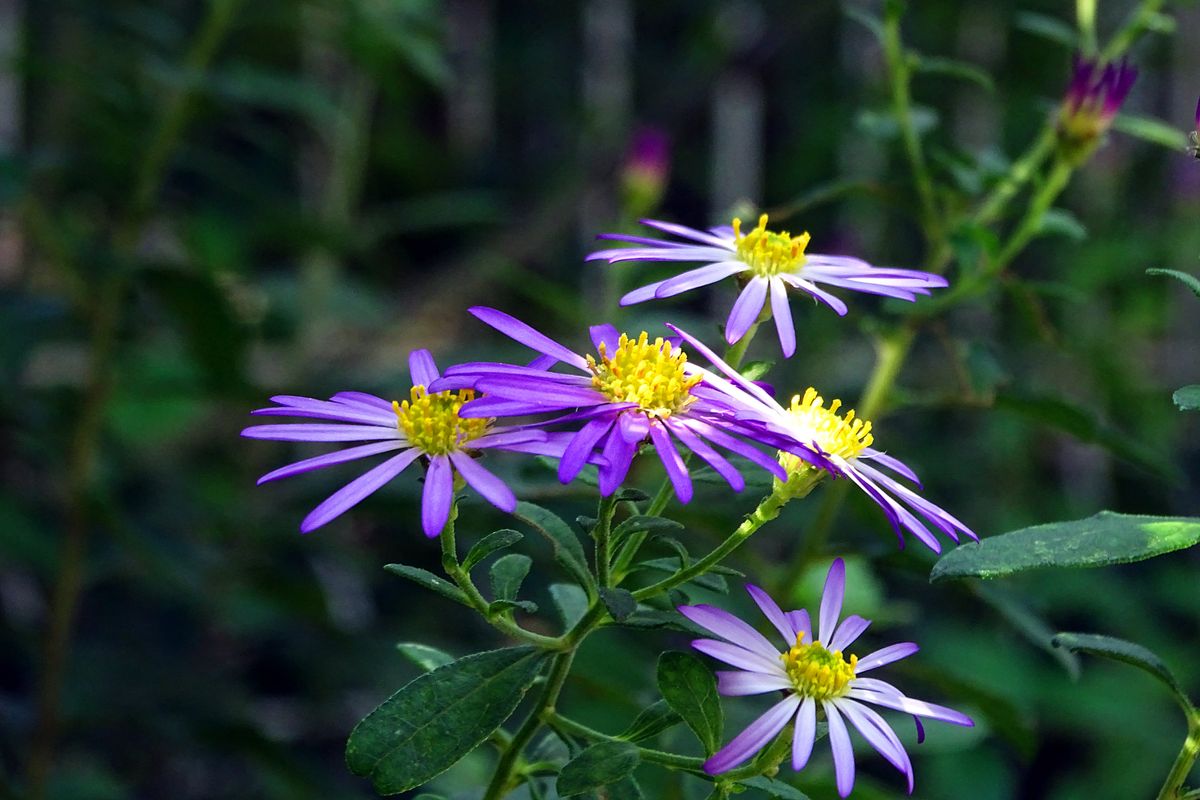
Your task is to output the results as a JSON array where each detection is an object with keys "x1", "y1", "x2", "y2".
[
  {"x1": 972, "y1": 125, "x2": 1058, "y2": 229},
  {"x1": 547, "y1": 712, "x2": 706, "y2": 772},
  {"x1": 883, "y1": 4, "x2": 939, "y2": 242},
  {"x1": 1157, "y1": 713, "x2": 1200, "y2": 800},
  {"x1": 440, "y1": 505, "x2": 565, "y2": 650},
  {"x1": 1101, "y1": 0, "x2": 1168, "y2": 61},
  {"x1": 991, "y1": 158, "x2": 1072, "y2": 273},
  {"x1": 594, "y1": 495, "x2": 618, "y2": 587}
]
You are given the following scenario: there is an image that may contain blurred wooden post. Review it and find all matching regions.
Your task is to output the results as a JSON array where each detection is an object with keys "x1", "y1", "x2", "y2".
[
  {"x1": 710, "y1": 1, "x2": 764, "y2": 220},
  {"x1": 0, "y1": 0, "x2": 22, "y2": 286},
  {"x1": 447, "y1": 0, "x2": 495, "y2": 164}
]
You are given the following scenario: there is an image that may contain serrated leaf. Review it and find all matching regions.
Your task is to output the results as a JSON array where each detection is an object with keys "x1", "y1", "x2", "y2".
[
  {"x1": 657, "y1": 651, "x2": 723, "y2": 755},
  {"x1": 1147, "y1": 268, "x2": 1200, "y2": 298},
  {"x1": 618, "y1": 699, "x2": 683, "y2": 743},
  {"x1": 462, "y1": 529, "x2": 523, "y2": 572},
  {"x1": 599, "y1": 587, "x2": 637, "y2": 621},
  {"x1": 1173, "y1": 385, "x2": 1200, "y2": 411},
  {"x1": 396, "y1": 643, "x2": 454, "y2": 673},
  {"x1": 346, "y1": 647, "x2": 549, "y2": 794},
  {"x1": 1111, "y1": 113, "x2": 1188, "y2": 151},
  {"x1": 611, "y1": 515, "x2": 685, "y2": 543},
  {"x1": 384, "y1": 564, "x2": 469, "y2": 606},
  {"x1": 1014, "y1": 11, "x2": 1078, "y2": 48},
  {"x1": 550, "y1": 583, "x2": 590, "y2": 628},
  {"x1": 737, "y1": 776, "x2": 813, "y2": 799},
  {"x1": 1052, "y1": 632, "x2": 1193, "y2": 711},
  {"x1": 913, "y1": 55, "x2": 994, "y2": 92},
  {"x1": 932, "y1": 511, "x2": 1200, "y2": 582},
  {"x1": 556, "y1": 741, "x2": 641, "y2": 796},
  {"x1": 490, "y1": 553, "x2": 531, "y2": 601},
  {"x1": 516, "y1": 502, "x2": 595, "y2": 591},
  {"x1": 972, "y1": 585, "x2": 1080, "y2": 679}
]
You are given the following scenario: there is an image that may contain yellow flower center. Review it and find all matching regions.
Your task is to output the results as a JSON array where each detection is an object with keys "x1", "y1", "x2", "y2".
[
  {"x1": 586, "y1": 332, "x2": 701, "y2": 418},
  {"x1": 779, "y1": 387, "x2": 873, "y2": 470},
  {"x1": 394, "y1": 386, "x2": 490, "y2": 456},
  {"x1": 781, "y1": 632, "x2": 857, "y2": 700},
  {"x1": 733, "y1": 213, "x2": 811, "y2": 277}
]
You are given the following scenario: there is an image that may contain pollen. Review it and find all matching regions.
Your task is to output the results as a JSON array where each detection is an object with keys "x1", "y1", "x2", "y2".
[
  {"x1": 733, "y1": 213, "x2": 811, "y2": 278},
  {"x1": 394, "y1": 386, "x2": 490, "y2": 456},
  {"x1": 781, "y1": 387, "x2": 874, "y2": 467},
  {"x1": 780, "y1": 632, "x2": 857, "y2": 700},
  {"x1": 586, "y1": 332, "x2": 701, "y2": 418}
]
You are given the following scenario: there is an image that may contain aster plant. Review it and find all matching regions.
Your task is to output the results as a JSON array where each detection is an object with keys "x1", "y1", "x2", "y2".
[{"x1": 231, "y1": 5, "x2": 1200, "y2": 800}]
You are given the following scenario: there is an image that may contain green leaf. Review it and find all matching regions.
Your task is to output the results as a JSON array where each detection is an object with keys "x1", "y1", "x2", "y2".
[
  {"x1": 1052, "y1": 632, "x2": 1194, "y2": 711},
  {"x1": 615, "y1": 488, "x2": 651, "y2": 503},
  {"x1": 611, "y1": 515, "x2": 684, "y2": 543},
  {"x1": 550, "y1": 583, "x2": 590, "y2": 628},
  {"x1": 841, "y1": 5, "x2": 884, "y2": 42},
  {"x1": 620, "y1": 608, "x2": 709, "y2": 636},
  {"x1": 856, "y1": 106, "x2": 939, "y2": 140},
  {"x1": 488, "y1": 599, "x2": 538, "y2": 615},
  {"x1": 384, "y1": 564, "x2": 469, "y2": 606},
  {"x1": 1112, "y1": 113, "x2": 1189, "y2": 151},
  {"x1": 1014, "y1": 11, "x2": 1078, "y2": 48},
  {"x1": 515, "y1": 502, "x2": 595, "y2": 591},
  {"x1": 656, "y1": 651, "x2": 723, "y2": 755},
  {"x1": 932, "y1": 511, "x2": 1200, "y2": 582},
  {"x1": 1036, "y1": 208, "x2": 1087, "y2": 242},
  {"x1": 912, "y1": 55, "x2": 994, "y2": 92},
  {"x1": 972, "y1": 585, "x2": 1080, "y2": 679},
  {"x1": 346, "y1": 647, "x2": 549, "y2": 794},
  {"x1": 737, "y1": 776, "x2": 813, "y2": 799},
  {"x1": 618, "y1": 699, "x2": 682, "y2": 743},
  {"x1": 1147, "y1": 268, "x2": 1200, "y2": 298},
  {"x1": 395, "y1": 643, "x2": 454, "y2": 673},
  {"x1": 739, "y1": 360, "x2": 775, "y2": 381},
  {"x1": 1173, "y1": 385, "x2": 1200, "y2": 411},
  {"x1": 556, "y1": 741, "x2": 641, "y2": 797},
  {"x1": 535, "y1": 455, "x2": 599, "y2": 486},
  {"x1": 462, "y1": 529, "x2": 523, "y2": 572},
  {"x1": 636, "y1": 558, "x2": 728, "y2": 593},
  {"x1": 599, "y1": 587, "x2": 637, "y2": 622},
  {"x1": 490, "y1": 553, "x2": 531, "y2": 601}
]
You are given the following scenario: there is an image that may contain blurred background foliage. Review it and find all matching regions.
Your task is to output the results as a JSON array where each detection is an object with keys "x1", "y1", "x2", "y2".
[{"x1": 1, "y1": 0, "x2": 1198, "y2": 798}]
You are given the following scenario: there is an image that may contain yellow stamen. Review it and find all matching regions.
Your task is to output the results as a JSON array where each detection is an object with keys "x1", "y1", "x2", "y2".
[
  {"x1": 586, "y1": 332, "x2": 701, "y2": 418},
  {"x1": 394, "y1": 386, "x2": 490, "y2": 455},
  {"x1": 781, "y1": 387, "x2": 874, "y2": 467},
  {"x1": 732, "y1": 213, "x2": 811, "y2": 278},
  {"x1": 780, "y1": 632, "x2": 857, "y2": 700}
]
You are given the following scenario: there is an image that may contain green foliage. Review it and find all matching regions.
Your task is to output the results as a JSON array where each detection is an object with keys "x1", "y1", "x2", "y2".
[
  {"x1": 489, "y1": 553, "x2": 531, "y2": 601},
  {"x1": 395, "y1": 643, "x2": 455, "y2": 672},
  {"x1": 618, "y1": 700, "x2": 683, "y2": 743},
  {"x1": 346, "y1": 647, "x2": 549, "y2": 794},
  {"x1": 1174, "y1": 386, "x2": 1200, "y2": 411},
  {"x1": 932, "y1": 512, "x2": 1200, "y2": 582},
  {"x1": 555, "y1": 741, "x2": 641, "y2": 797},
  {"x1": 1148, "y1": 268, "x2": 1200, "y2": 298},
  {"x1": 515, "y1": 502, "x2": 596, "y2": 592},
  {"x1": 384, "y1": 564, "x2": 470, "y2": 606},
  {"x1": 656, "y1": 652, "x2": 723, "y2": 756},
  {"x1": 463, "y1": 529, "x2": 524, "y2": 571},
  {"x1": 1053, "y1": 633, "x2": 1194, "y2": 712},
  {"x1": 1112, "y1": 114, "x2": 1190, "y2": 151},
  {"x1": 599, "y1": 587, "x2": 637, "y2": 622},
  {"x1": 736, "y1": 776, "x2": 813, "y2": 799},
  {"x1": 550, "y1": 583, "x2": 590, "y2": 629}
]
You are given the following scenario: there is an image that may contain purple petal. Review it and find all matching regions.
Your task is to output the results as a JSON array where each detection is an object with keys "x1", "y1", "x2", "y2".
[
  {"x1": 793, "y1": 697, "x2": 817, "y2": 770},
  {"x1": 855, "y1": 643, "x2": 919, "y2": 673},
  {"x1": 825, "y1": 702, "x2": 857, "y2": 798},
  {"x1": 242, "y1": 423, "x2": 401, "y2": 443},
  {"x1": 725, "y1": 278, "x2": 768, "y2": 344},
  {"x1": 597, "y1": 424, "x2": 638, "y2": 495},
  {"x1": 685, "y1": 420, "x2": 790, "y2": 483},
  {"x1": 828, "y1": 614, "x2": 871, "y2": 654},
  {"x1": 768, "y1": 278, "x2": 796, "y2": 358},
  {"x1": 782, "y1": 275, "x2": 849, "y2": 316},
  {"x1": 691, "y1": 638, "x2": 786, "y2": 675},
  {"x1": 299, "y1": 449, "x2": 421, "y2": 533},
  {"x1": 468, "y1": 429, "x2": 546, "y2": 449},
  {"x1": 848, "y1": 689, "x2": 973, "y2": 727},
  {"x1": 745, "y1": 584, "x2": 796, "y2": 646},
  {"x1": 679, "y1": 605, "x2": 780, "y2": 659},
  {"x1": 251, "y1": 404, "x2": 395, "y2": 426},
  {"x1": 835, "y1": 699, "x2": 913, "y2": 790},
  {"x1": 473, "y1": 377, "x2": 605, "y2": 407},
  {"x1": 665, "y1": 324, "x2": 776, "y2": 407},
  {"x1": 421, "y1": 456, "x2": 454, "y2": 538},
  {"x1": 818, "y1": 558, "x2": 846, "y2": 645},
  {"x1": 665, "y1": 419, "x2": 744, "y2": 492},
  {"x1": 703, "y1": 695, "x2": 800, "y2": 775},
  {"x1": 639, "y1": 218, "x2": 736, "y2": 248},
  {"x1": 468, "y1": 307, "x2": 588, "y2": 370},
  {"x1": 788, "y1": 609, "x2": 812, "y2": 643},
  {"x1": 448, "y1": 451, "x2": 516, "y2": 512},
  {"x1": 257, "y1": 440, "x2": 408, "y2": 485},
  {"x1": 332, "y1": 391, "x2": 394, "y2": 412},
  {"x1": 620, "y1": 279, "x2": 670, "y2": 306},
  {"x1": 716, "y1": 670, "x2": 793, "y2": 696},
  {"x1": 559, "y1": 417, "x2": 614, "y2": 483},
  {"x1": 408, "y1": 349, "x2": 440, "y2": 385},
  {"x1": 860, "y1": 449, "x2": 922, "y2": 486},
  {"x1": 649, "y1": 421, "x2": 693, "y2": 504},
  {"x1": 589, "y1": 323, "x2": 622, "y2": 353},
  {"x1": 653, "y1": 261, "x2": 747, "y2": 298}
]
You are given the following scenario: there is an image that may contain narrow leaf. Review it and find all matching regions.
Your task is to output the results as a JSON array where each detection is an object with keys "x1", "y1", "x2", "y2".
[
  {"x1": 614, "y1": 488, "x2": 650, "y2": 503},
  {"x1": 1147, "y1": 268, "x2": 1200, "y2": 298},
  {"x1": 488, "y1": 599, "x2": 538, "y2": 615},
  {"x1": 599, "y1": 587, "x2": 637, "y2": 622},
  {"x1": 462, "y1": 529, "x2": 523, "y2": 572},
  {"x1": 384, "y1": 564, "x2": 469, "y2": 606},
  {"x1": 618, "y1": 699, "x2": 682, "y2": 743},
  {"x1": 395, "y1": 643, "x2": 454, "y2": 672},
  {"x1": 913, "y1": 55, "x2": 994, "y2": 92},
  {"x1": 1112, "y1": 113, "x2": 1189, "y2": 151},
  {"x1": 1053, "y1": 632, "x2": 1193, "y2": 711},
  {"x1": 1014, "y1": 11, "x2": 1078, "y2": 47},
  {"x1": 737, "y1": 776, "x2": 813, "y2": 799},
  {"x1": 611, "y1": 515, "x2": 684, "y2": 543},
  {"x1": 657, "y1": 651, "x2": 723, "y2": 755},
  {"x1": 346, "y1": 647, "x2": 549, "y2": 794},
  {"x1": 490, "y1": 553, "x2": 532, "y2": 601},
  {"x1": 516, "y1": 501, "x2": 595, "y2": 591},
  {"x1": 556, "y1": 741, "x2": 641, "y2": 796},
  {"x1": 932, "y1": 511, "x2": 1200, "y2": 582},
  {"x1": 1173, "y1": 385, "x2": 1200, "y2": 411},
  {"x1": 636, "y1": 558, "x2": 728, "y2": 593}
]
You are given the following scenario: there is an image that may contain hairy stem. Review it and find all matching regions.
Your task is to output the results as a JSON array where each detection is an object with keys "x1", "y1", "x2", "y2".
[
  {"x1": 594, "y1": 495, "x2": 618, "y2": 587},
  {"x1": 1157, "y1": 712, "x2": 1200, "y2": 800}
]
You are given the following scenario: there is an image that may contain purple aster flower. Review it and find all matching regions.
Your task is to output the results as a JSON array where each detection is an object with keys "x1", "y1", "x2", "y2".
[
  {"x1": 586, "y1": 215, "x2": 947, "y2": 357},
  {"x1": 242, "y1": 349, "x2": 565, "y2": 537},
  {"x1": 668, "y1": 325, "x2": 976, "y2": 553},
  {"x1": 682, "y1": 560, "x2": 973, "y2": 796},
  {"x1": 1058, "y1": 55, "x2": 1137, "y2": 149},
  {"x1": 430, "y1": 307, "x2": 831, "y2": 502}
]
